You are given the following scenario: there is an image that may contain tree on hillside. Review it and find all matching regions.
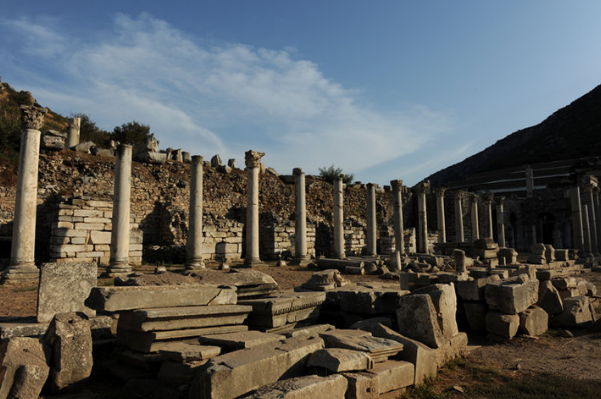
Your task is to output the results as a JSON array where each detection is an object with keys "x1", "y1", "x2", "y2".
[
  {"x1": 318, "y1": 164, "x2": 354, "y2": 185},
  {"x1": 110, "y1": 121, "x2": 154, "y2": 153},
  {"x1": 72, "y1": 113, "x2": 111, "y2": 148}
]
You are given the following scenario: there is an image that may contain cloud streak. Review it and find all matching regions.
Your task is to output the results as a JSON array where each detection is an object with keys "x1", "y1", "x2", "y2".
[{"x1": 1, "y1": 13, "x2": 454, "y2": 183}]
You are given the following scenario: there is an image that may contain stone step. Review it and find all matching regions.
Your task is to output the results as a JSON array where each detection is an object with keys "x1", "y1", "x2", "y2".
[{"x1": 198, "y1": 331, "x2": 285, "y2": 351}]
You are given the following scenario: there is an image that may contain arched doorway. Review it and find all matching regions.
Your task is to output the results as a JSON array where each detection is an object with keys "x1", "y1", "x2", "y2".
[{"x1": 537, "y1": 212, "x2": 555, "y2": 244}]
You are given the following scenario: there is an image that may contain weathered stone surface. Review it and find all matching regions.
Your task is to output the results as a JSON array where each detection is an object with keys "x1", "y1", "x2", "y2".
[
  {"x1": 44, "y1": 313, "x2": 93, "y2": 392},
  {"x1": 307, "y1": 348, "x2": 373, "y2": 372},
  {"x1": 463, "y1": 302, "x2": 488, "y2": 334},
  {"x1": 0, "y1": 337, "x2": 50, "y2": 399},
  {"x1": 434, "y1": 332, "x2": 468, "y2": 367},
  {"x1": 485, "y1": 311, "x2": 519, "y2": 339},
  {"x1": 317, "y1": 258, "x2": 364, "y2": 271},
  {"x1": 86, "y1": 285, "x2": 237, "y2": 311},
  {"x1": 284, "y1": 324, "x2": 335, "y2": 339},
  {"x1": 198, "y1": 331, "x2": 285, "y2": 351},
  {"x1": 158, "y1": 342, "x2": 221, "y2": 362},
  {"x1": 73, "y1": 141, "x2": 95, "y2": 153},
  {"x1": 238, "y1": 291, "x2": 325, "y2": 329},
  {"x1": 211, "y1": 154, "x2": 222, "y2": 167},
  {"x1": 322, "y1": 334, "x2": 404, "y2": 363},
  {"x1": 456, "y1": 275, "x2": 499, "y2": 302},
  {"x1": 413, "y1": 284, "x2": 459, "y2": 340},
  {"x1": 397, "y1": 294, "x2": 444, "y2": 348},
  {"x1": 190, "y1": 337, "x2": 324, "y2": 399},
  {"x1": 537, "y1": 280, "x2": 564, "y2": 315},
  {"x1": 519, "y1": 306, "x2": 548, "y2": 336},
  {"x1": 37, "y1": 262, "x2": 97, "y2": 323},
  {"x1": 135, "y1": 150, "x2": 167, "y2": 164},
  {"x1": 551, "y1": 296, "x2": 595, "y2": 328},
  {"x1": 197, "y1": 269, "x2": 279, "y2": 299},
  {"x1": 339, "y1": 283, "x2": 408, "y2": 315},
  {"x1": 246, "y1": 374, "x2": 348, "y2": 399},
  {"x1": 485, "y1": 278, "x2": 539, "y2": 315},
  {"x1": 158, "y1": 360, "x2": 208, "y2": 386},
  {"x1": 551, "y1": 277, "x2": 577, "y2": 290},
  {"x1": 368, "y1": 360, "x2": 415, "y2": 394}
]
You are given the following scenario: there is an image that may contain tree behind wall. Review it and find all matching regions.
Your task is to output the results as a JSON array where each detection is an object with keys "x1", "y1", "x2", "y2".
[{"x1": 111, "y1": 121, "x2": 155, "y2": 153}]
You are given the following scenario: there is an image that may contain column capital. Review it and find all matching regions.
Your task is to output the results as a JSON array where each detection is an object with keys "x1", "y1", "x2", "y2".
[
  {"x1": 453, "y1": 190, "x2": 464, "y2": 200},
  {"x1": 245, "y1": 150, "x2": 265, "y2": 168},
  {"x1": 20, "y1": 103, "x2": 47, "y2": 130},
  {"x1": 469, "y1": 193, "x2": 479, "y2": 203},
  {"x1": 496, "y1": 196, "x2": 505, "y2": 206},
  {"x1": 191, "y1": 155, "x2": 204, "y2": 163},
  {"x1": 390, "y1": 180, "x2": 403, "y2": 191},
  {"x1": 434, "y1": 187, "x2": 446, "y2": 197},
  {"x1": 293, "y1": 167, "x2": 304, "y2": 176},
  {"x1": 416, "y1": 180, "x2": 430, "y2": 194},
  {"x1": 367, "y1": 182, "x2": 376, "y2": 190},
  {"x1": 483, "y1": 193, "x2": 494, "y2": 204}
]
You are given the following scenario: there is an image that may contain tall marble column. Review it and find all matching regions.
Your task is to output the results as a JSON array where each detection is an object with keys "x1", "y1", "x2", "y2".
[
  {"x1": 366, "y1": 183, "x2": 377, "y2": 256},
  {"x1": 484, "y1": 194, "x2": 494, "y2": 238},
  {"x1": 390, "y1": 180, "x2": 405, "y2": 254},
  {"x1": 109, "y1": 144, "x2": 133, "y2": 276},
  {"x1": 595, "y1": 187, "x2": 601, "y2": 254},
  {"x1": 525, "y1": 165, "x2": 534, "y2": 198},
  {"x1": 454, "y1": 191, "x2": 464, "y2": 243},
  {"x1": 496, "y1": 196, "x2": 506, "y2": 248},
  {"x1": 186, "y1": 155, "x2": 205, "y2": 270},
  {"x1": 416, "y1": 181, "x2": 430, "y2": 254},
  {"x1": 583, "y1": 204, "x2": 593, "y2": 256},
  {"x1": 582, "y1": 180, "x2": 599, "y2": 255},
  {"x1": 435, "y1": 187, "x2": 446, "y2": 244},
  {"x1": 333, "y1": 177, "x2": 345, "y2": 259},
  {"x1": 293, "y1": 168, "x2": 309, "y2": 264},
  {"x1": 3, "y1": 103, "x2": 47, "y2": 284},
  {"x1": 244, "y1": 150, "x2": 265, "y2": 267},
  {"x1": 470, "y1": 194, "x2": 480, "y2": 241},
  {"x1": 570, "y1": 186, "x2": 584, "y2": 251},
  {"x1": 67, "y1": 117, "x2": 81, "y2": 149}
]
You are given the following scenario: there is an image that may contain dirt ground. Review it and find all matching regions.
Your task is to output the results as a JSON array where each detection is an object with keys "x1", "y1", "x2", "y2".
[{"x1": 1, "y1": 264, "x2": 601, "y2": 398}]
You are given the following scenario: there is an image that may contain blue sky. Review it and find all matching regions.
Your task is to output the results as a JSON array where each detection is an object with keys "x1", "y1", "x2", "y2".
[{"x1": 2, "y1": 1, "x2": 600, "y2": 186}]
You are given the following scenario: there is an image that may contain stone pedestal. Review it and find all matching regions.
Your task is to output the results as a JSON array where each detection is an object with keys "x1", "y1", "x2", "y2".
[
  {"x1": 187, "y1": 156, "x2": 205, "y2": 270},
  {"x1": 108, "y1": 144, "x2": 133, "y2": 276},
  {"x1": 416, "y1": 181, "x2": 430, "y2": 254},
  {"x1": 67, "y1": 117, "x2": 81, "y2": 149},
  {"x1": 293, "y1": 168, "x2": 309, "y2": 265},
  {"x1": 435, "y1": 188, "x2": 446, "y2": 244},
  {"x1": 3, "y1": 104, "x2": 47, "y2": 284},
  {"x1": 454, "y1": 191, "x2": 464, "y2": 243},
  {"x1": 366, "y1": 183, "x2": 377, "y2": 256},
  {"x1": 496, "y1": 197, "x2": 506, "y2": 248},
  {"x1": 570, "y1": 186, "x2": 584, "y2": 251},
  {"x1": 391, "y1": 180, "x2": 404, "y2": 254},
  {"x1": 245, "y1": 150, "x2": 266, "y2": 267},
  {"x1": 333, "y1": 178, "x2": 345, "y2": 259},
  {"x1": 470, "y1": 194, "x2": 479, "y2": 241}
]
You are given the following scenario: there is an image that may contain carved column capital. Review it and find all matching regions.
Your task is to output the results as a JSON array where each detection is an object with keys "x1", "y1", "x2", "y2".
[
  {"x1": 293, "y1": 167, "x2": 303, "y2": 176},
  {"x1": 453, "y1": 190, "x2": 464, "y2": 200},
  {"x1": 390, "y1": 180, "x2": 403, "y2": 191},
  {"x1": 416, "y1": 180, "x2": 430, "y2": 194},
  {"x1": 245, "y1": 150, "x2": 265, "y2": 168},
  {"x1": 434, "y1": 187, "x2": 446, "y2": 197},
  {"x1": 20, "y1": 103, "x2": 47, "y2": 130}
]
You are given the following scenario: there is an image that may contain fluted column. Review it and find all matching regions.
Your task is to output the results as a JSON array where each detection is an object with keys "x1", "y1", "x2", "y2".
[
  {"x1": 416, "y1": 181, "x2": 430, "y2": 254},
  {"x1": 484, "y1": 194, "x2": 494, "y2": 238},
  {"x1": 293, "y1": 168, "x2": 309, "y2": 264},
  {"x1": 391, "y1": 180, "x2": 404, "y2": 254},
  {"x1": 244, "y1": 150, "x2": 265, "y2": 267},
  {"x1": 333, "y1": 177, "x2": 345, "y2": 259},
  {"x1": 3, "y1": 103, "x2": 47, "y2": 284},
  {"x1": 435, "y1": 187, "x2": 446, "y2": 244},
  {"x1": 366, "y1": 183, "x2": 377, "y2": 256},
  {"x1": 496, "y1": 196, "x2": 506, "y2": 248},
  {"x1": 454, "y1": 191, "x2": 464, "y2": 243},
  {"x1": 108, "y1": 144, "x2": 133, "y2": 276},
  {"x1": 570, "y1": 186, "x2": 584, "y2": 251},
  {"x1": 470, "y1": 194, "x2": 479, "y2": 241},
  {"x1": 67, "y1": 117, "x2": 81, "y2": 149},
  {"x1": 186, "y1": 155, "x2": 205, "y2": 270}
]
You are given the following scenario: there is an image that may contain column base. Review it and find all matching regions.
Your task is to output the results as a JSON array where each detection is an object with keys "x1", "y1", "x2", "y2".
[
  {"x1": 243, "y1": 258, "x2": 267, "y2": 268},
  {"x1": 291, "y1": 257, "x2": 312, "y2": 267},
  {"x1": 186, "y1": 260, "x2": 206, "y2": 270},
  {"x1": 1, "y1": 264, "x2": 39, "y2": 285},
  {"x1": 103, "y1": 261, "x2": 132, "y2": 278}
]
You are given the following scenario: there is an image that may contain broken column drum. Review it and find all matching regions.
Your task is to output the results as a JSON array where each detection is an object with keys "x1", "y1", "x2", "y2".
[
  {"x1": 293, "y1": 168, "x2": 308, "y2": 263},
  {"x1": 186, "y1": 155, "x2": 205, "y2": 270},
  {"x1": 4, "y1": 104, "x2": 47, "y2": 283},
  {"x1": 454, "y1": 191, "x2": 464, "y2": 243},
  {"x1": 496, "y1": 196, "x2": 506, "y2": 248},
  {"x1": 366, "y1": 183, "x2": 377, "y2": 256},
  {"x1": 416, "y1": 181, "x2": 429, "y2": 254},
  {"x1": 245, "y1": 150, "x2": 265, "y2": 267},
  {"x1": 435, "y1": 187, "x2": 446, "y2": 244},
  {"x1": 391, "y1": 180, "x2": 405, "y2": 254},
  {"x1": 67, "y1": 116, "x2": 81, "y2": 149},
  {"x1": 570, "y1": 186, "x2": 585, "y2": 251},
  {"x1": 333, "y1": 177, "x2": 345, "y2": 259},
  {"x1": 109, "y1": 144, "x2": 133, "y2": 275},
  {"x1": 484, "y1": 194, "x2": 494, "y2": 239},
  {"x1": 470, "y1": 194, "x2": 480, "y2": 241}
]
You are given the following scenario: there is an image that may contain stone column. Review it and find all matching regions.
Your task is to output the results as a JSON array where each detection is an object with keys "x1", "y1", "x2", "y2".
[
  {"x1": 3, "y1": 103, "x2": 47, "y2": 284},
  {"x1": 186, "y1": 155, "x2": 205, "y2": 270},
  {"x1": 416, "y1": 181, "x2": 430, "y2": 254},
  {"x1": 391, "y1": 180, "x2": 405, "y2": 254},
  {"x1": 595, "y1": 187, "x2": 601, "y2": 254},
  {"x1": 108, "y1": 144, "x2": 133, "y2": 276},
  {"x1": 454, "y1": 191, "x2": 464, "y2": 243},
  {"x1": 570, "y1": 186, "x2": 584, "y2": 251},
  {"x1": 484, "y1": 194, "x2": 494, "y2": 238},
  {"x1": 582, "y1": 180, "x2": 599, "y2": 255},
  {"x1": 244, "y1": 150, "x2": 265, "y2": 267},
  {"x1": 333, "y1": 177, "x2": 345, "y2": 259},
  {"x1": 525, "y1": 165, "x2": 534, "y2": 198},
  {"x1": 470, "y1": 194, "x2": 480, "y2": 241},
  {"x1": 496, "y1": 196, "x2": 506, "y2": 248},
  {"x1": 67, "y1": 117, "x2": 81, "y2": 149},
  {"x1": 293, "y1": 168, "x2": 309, "y2": 264},
  {"x1": 583, "y1": 204, "x2": 593, "y2": 257},
  {"x1": 435, "y1": 187, "x2": 446, "y2": 244},
  {"x1": 366, "y1": 183, "x2": 377, "y2": 256}
]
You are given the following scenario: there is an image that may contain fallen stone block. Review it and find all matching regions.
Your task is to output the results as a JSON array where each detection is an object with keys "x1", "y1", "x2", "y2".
[
  {"x1": 284, "y1": 324, "x2": 335, "y2": 339},
  {"x1": 158, "y1": 360, "x2": 208, "y2": 387},
  {"x1": 339, "y1": 283, "x2": 408, "y2": 315},
  {"x1": 519, "y1": 306, "x2": 548, "y2": 336},
  {"x1": 413, "y1": 284, "x2": 459, "y2": 341},
  {"x1": 368, "y1": 360, "x2": 415, "y2": 394},
  {"x1": 485, "y1": 278, "x2": 539, "y2": 315},
  {"x1": 307, "y1": 348, "x2": 374, "y2": 373},
  {"x1": 86, "y1": 285, "x2": 237, "y2": 311},
  {"x1": 456, "y1": 275, "x2": 499, "y2": 302},
  {"x1": 198, "y1": 331, "x2": 285, "y2": 351},
  {"x1": 321, "y1": 334, "x2": 404, "y2": 363},
  {"x1": 397, "y1": 294, "x2": 444, "y2": 348},
  {"x1": 485, "y1": 311, "x2": 519, "y2": 339},
  {"x1": 246, "y1": 374, "x2": 348, "y2": 399},
  {"x1": 189, "y1": 337, "x2": 324, "y2": 399},
  {"x1": 551, "y1": 296, "x2": 595, "y2": 328},
  {"x1": 297, "y1": 269, "x2": 349, "y2": 291},
  {"x1": 435, "y1": 333, "x2": 468, "y2": 367},
  {"x1": 537, "y1": 280, "x2": 564, "y2": 315},
  {"x1": 158, "y1": 342, "x2": 221, "y2": 362},
  {"x1": 317, "y1": 258, "x2": 364, "y2": 271},
  {"x1": 0, "y1": 337, "x2": 50, "y2": 399},
  {"x1": 551, "y1": 277, "x2": 577, "y2": 290}
]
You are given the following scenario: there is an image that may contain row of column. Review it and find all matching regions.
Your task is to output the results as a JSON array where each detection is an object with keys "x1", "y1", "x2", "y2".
[{"x1": 570, "y1": 178, "x2": 601, "y2": 257}]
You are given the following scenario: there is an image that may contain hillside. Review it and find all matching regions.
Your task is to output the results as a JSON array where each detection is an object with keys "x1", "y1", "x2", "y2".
[{"x1": 426, "y1": 84, "x2": 601, "y2": 187}]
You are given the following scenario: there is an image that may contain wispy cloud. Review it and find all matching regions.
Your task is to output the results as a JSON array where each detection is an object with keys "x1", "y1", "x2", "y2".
[{"x1": 1, "y1": 13, "x2": 454, "y2": 182}]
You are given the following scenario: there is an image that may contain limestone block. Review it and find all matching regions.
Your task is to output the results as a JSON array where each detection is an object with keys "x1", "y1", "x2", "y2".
[
  {"x1": 434, "y1": 332, "x2": 468, "y2": 367},
  {"x1": 198, "y1": 331, "x2": 285, "y2": 351},
  {"x1": 413, "y1": 284, "x2": 459, "y2": 340},
  {"x1": 73, "y1": 141, "x2": 94, "y2": 153},
  {"x1": 456, "y1": 275, "x2": 499, "y2": 301},
  {"x1": 307, "y1": 348, "x2": 373, "y2": 373},
  {"x1": 135, "y1": 151, "x2": 167, "y2": 164},
  {"x1": 463, "y1": 302, "x2": 488, "y2": 334},
  {"x1": 519, "y1": 306, "x2": 548, "y2": 336},
  {"x1": 42, "y1": 134, "x2": 65, "y2": 151},
  {"x1": 158, "y1": 360, "x2": 208, "y2": 387},
  {"x1": 368, "y1": 360, "x2": 415, "y2": 394},
  {"x1": 239, "y1": 291, "x2": 325, "y2": 329},
  {"x1": 551, "y1": 277, "x2": 577, "y2": 290},
  {"x1": 159, "y1": 342, "x2": 221, "y2": 362},
  {"x1": 211, "y1": 154, "x2": 222, "y2": 167},
  {"x1": 0, "y1": 338, "x2": 50, "y2": 399},
  {"x1": 551, "y1": 296, "x2": 595, "y2": 328},
  {"x1": 339, "y1": 283, "x2": 407, "y2": 315},
  {"x1": 86, "y1": 285, "x2": 237, "y2": 311},
  {"x1": 321, "y1": 334, "x2": 404, "y2": 363},
  {"x1": 485, "y1": 311, "x2": 519, "y2": 339},
  {"x1": 485, "y1": 278, "x2": 539, "y2": 315},
  {"x1": 44, "y1": 313, "x2": 93, "y2": 392},
  {"x1": 397, "y1": 294, "x2": 444, "y2": 348},
  {"x1": 37, "y1": 262, "x2": 97, "y2": 323},
  {"x1": 189, "y1": 337, "x2": 325, "y2": 399},
  {"x1": 537, "y1": 280, "x2": 564, "y2": 315},
  {"x1": 246, "y1": 374, "x2": 348, "y2": 399}
]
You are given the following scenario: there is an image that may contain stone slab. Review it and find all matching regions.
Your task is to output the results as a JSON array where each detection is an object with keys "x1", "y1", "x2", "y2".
[
  {"x1": 321, "y1": 334, "x2": 404, "y2": 363},
  {"x1": 397, "y1": 294, "x2": 444, "y2": 349},
  {"x1": 0, "y1": 337, "x2": 50, "y2": 399},
  {"x1": 158, "y1": 342, "x2": 221, "y2": 362},
  {"x1": 198, "y1": 331, "x2": 285, "y2": 350},
  {"x1": 239, "y1": 291, "x2": 325, "y2": 328},
  {"x1": 307, "y1": 348, "x2": 374, "y2": 372},
  {"x1": 246, "y1": 374, "x2": 348, "y2": 399},
  {"x1": 485, "y1": 278, "x2": 539, "y2": 315},
  {"x1": 338, "y1": 284, "x2": 409, "y2": 315}
]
